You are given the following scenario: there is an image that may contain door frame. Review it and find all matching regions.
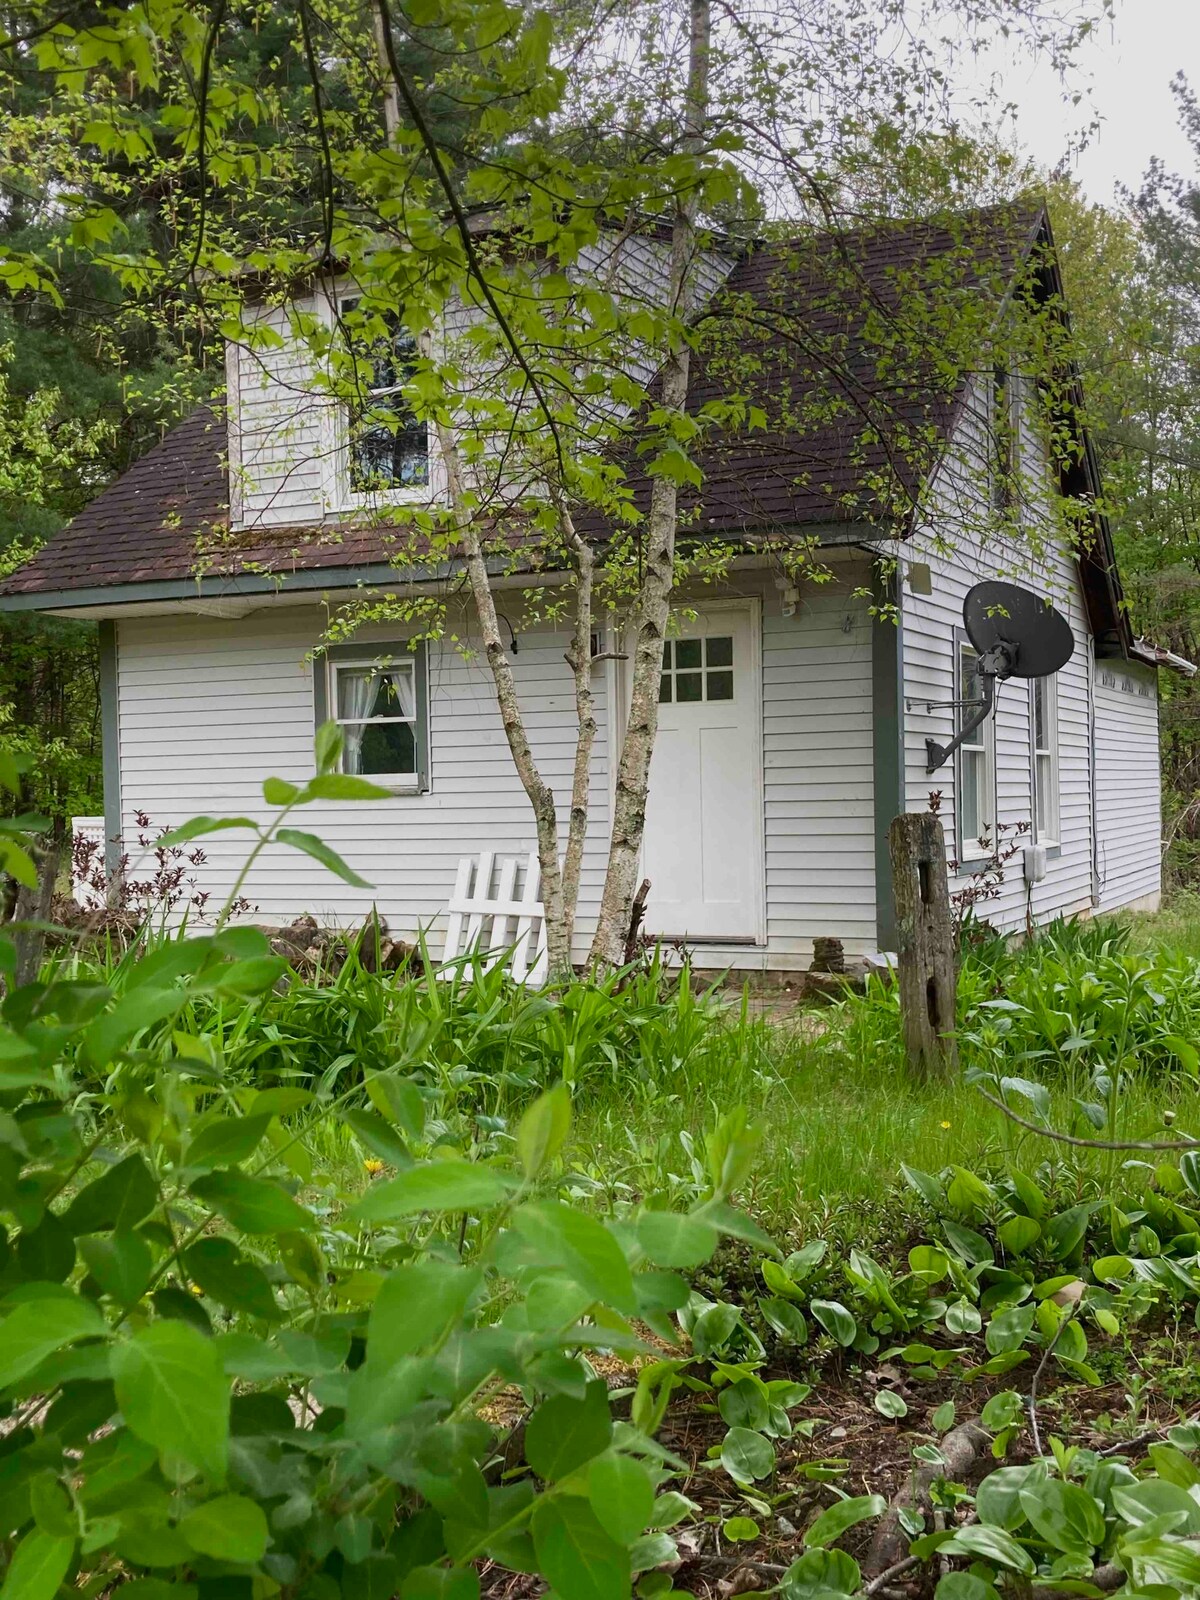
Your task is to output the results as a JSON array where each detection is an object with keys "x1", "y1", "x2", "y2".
[{"x1": 611, "y1": 594, "x2": 766, "y2": 947}]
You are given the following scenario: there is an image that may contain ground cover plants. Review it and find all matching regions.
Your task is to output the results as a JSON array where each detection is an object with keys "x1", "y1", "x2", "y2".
[{"x1": 8, "y1": 748, "x2": 1200, "y2": 1599}]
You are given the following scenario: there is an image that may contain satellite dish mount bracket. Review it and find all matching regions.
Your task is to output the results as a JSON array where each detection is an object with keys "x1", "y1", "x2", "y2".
[{"x1": 924, "y1": 643, "x2": 1014, "y2": 775}]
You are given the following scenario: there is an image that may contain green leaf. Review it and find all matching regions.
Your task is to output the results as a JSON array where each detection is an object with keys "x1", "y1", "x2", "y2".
[
  {"x1": 299, "y1": 773, "x2": 393, "y2": 802},
  {"x1": 720, "y1": 1428, "x2": 774, "y2": 1482},
  {"x1": 348, "y1": 1161, "x2": 516, "y2": 1225},
  {"x1": 874, "y1": 1391, "x2": 908, "y2": 1419},
  {"x1": 185, "y1": 1113, "x2": 274, "y2": 1171},
  {"x1": 189, "y1": 1171, "x2": 315, "y2": 1235},
  {"x1": 84, "y1": 988, "x2": 188, "y2": 1068},
  {"x1": 401, "y1": 1568, "x2": 479, "y2": 1600},
  {"x1": 635, "y1": 1211, "x2": 718, "y2": 1270},
  {"x1": 64, "y1": 1154, "x2": 158, "y2": 1235},
  {"x1": 532, "y1": 1495, "x2": 630, "y2": 1600},
  {"x1": 782, "y1": 1547, "x2": 861, "y2": 1600},
  {"x1": 516, "y1": 1084, "x2": 572, "y2": 1180},
  {"x1": 512, "y1": 1202, "x2": 637, "y2": 1314},
  {"x1": 157, "y1": 817, "x2": 258, "y2": 846},
  {"x1": 262, "y1": 777, "x2": 301, "y2": 806},
  {"x1": 314, "y1": 721, "x2": 344, "y2": 775},
  {"x1": 804, "y1": 1494, "x2": 887, "y2": 1548},
  {"x1": 0, "y1": 1528, "x2": 75, "y2": 1600},
  {"x1": 184, "y1": 1239, "x2": 280, "y2": 1321},
  {"x1": 588, "y1": 1454, "x2": 655, "y2": 1545},
  {"x1": 759, "y1": 1297, "x2": 808, "y2": 1344},
  {"x1": 932, "y1": 1400, "x2": 956, "y2": 1432},
  {"x1": 111, "y1": 1321, "x2": 229, "y2": 1481},
  {"x1": 942, "y1": 1523, "x2": 1035, "y2": 1574},
  {"x1": 179, "y1": 1496, "x2": 268, "y2": 1564},
  {"x1": 985, "y1": 1303, "x2": 1035, "y2": 1355},
  {"x1": 527, "y1": 1380, "x2": 613, "y2": 1481},
  {"x1": 79, "y1": 1233, "x2": 153, "y2": 1306},
  {"x1": 368, "y1": 1261, "x2": 481, "y2": 1368},
  {"x1": 341, "y1": 1108, "x2": 412, "y2": 1168},
  {"x1": 0, "y1": 1296, "x2": 106, "y2": 1392},
  {"x1": 998, "y1": 1215, "x2": 1041, "y2": 1254},
  {"x1": 810, "y1": 1299, "x2": 856, "y2": 1346},
  {"x1": 275, "y1": 827, "x2": 372, "y2": 888},
  {"x1": 722, "y1": 1516, "x2": 760, "y2": 1542},
  {"x1": 975, "y1": 1465, "x2": 1046, "y2": 1530},
  {"x1": 1019, "y1": 1480, "x2": 1105, "y2": 1553},
  {"x1": 945, "y1": 1298, "x2": 982, "y2": 1334},
  {"x1": 935, "y1": 1575, "x2": 1000, "y2": 1600},
  {"x1": 718, "y1": 1378, "x2": 770, "y2": 1431}
]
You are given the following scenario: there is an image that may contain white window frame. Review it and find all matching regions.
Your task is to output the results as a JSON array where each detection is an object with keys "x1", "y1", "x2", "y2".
[
  {"x1": 313, "y1": 643, "x2": 430, "y2": 795},
  {"x1": 324, "y1": 290, "x2": 443, "y2": 513},
  {"x1": 1029, "y1": 673, "x2": 1060, "y2": 847},
  {"x1": 955, "y1": 638, "x2": 996, "y2": 864}
]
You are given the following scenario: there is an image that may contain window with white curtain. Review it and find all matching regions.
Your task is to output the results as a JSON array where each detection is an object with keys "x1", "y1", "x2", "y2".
[
  {"x1": 330, "y1": 655, "x2": 422, "y2": 785},
  {"x1": 1030, "y1": 674, "x2": 1059, "y2": 844},
  {"x1": 956, "y1": 640, "x2": 995, "y2": 860}
]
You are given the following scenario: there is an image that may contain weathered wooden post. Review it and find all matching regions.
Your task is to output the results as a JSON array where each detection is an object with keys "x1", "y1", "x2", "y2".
[{"x1": 888, "y1": 812, "x2": 957, "y2": 1079}]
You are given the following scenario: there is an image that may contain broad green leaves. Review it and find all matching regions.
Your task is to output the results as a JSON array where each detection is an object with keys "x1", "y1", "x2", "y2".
[
  {"x1": 526, "y1": 1382, "x2": 612, "y2": 1480},
  {"x1": 0, "y1": 1297, "x2": 106, "y2": 1392},
  {"x1": 805, "y1": 1495, "x2": 887, "y2": 1549},
  {"x1": 180, "y1": 1496, "x2": 269, "y2": 1563},
  {"x1": 111, "y1": 1322, "x2": 230, "y2": 1480},
  {"x1": 532, "y1": 1496, "x2": 630, "y2": 1600},
  {"x1": 0, "y1": 1528, "x2": 75, "y2": 1600},
  {"x1": 347, "y1": 1161, "x2": 518, "y2": 1224}
]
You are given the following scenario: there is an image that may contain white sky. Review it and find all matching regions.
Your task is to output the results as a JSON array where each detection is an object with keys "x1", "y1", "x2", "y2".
[{"x1": 962, "y1": 0, "x2": 1200, "y2": 203}]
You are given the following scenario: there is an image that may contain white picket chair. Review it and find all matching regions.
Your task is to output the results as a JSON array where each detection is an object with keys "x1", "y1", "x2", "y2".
[{"x1": 440, "y1": 850, "x2": 549, "y2": 987}]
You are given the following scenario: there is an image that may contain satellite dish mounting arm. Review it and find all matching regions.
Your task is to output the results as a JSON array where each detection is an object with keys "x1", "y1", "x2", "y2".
[{"x1": 924, "y1": 643, "x2": 1014, "y2": 775}]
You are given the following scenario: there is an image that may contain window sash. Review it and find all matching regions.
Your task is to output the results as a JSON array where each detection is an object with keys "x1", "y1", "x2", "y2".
[
  {"x1": 956, "y1": 642, "x2": 994, "y2": 858},
  {"x1": 1030, "y1": 676, "x2": 1059, "y2": 843},
  {"x1": 339, "y1": 297, "x2": 429, "y2": 494},
  {"x1": 318, "y1": 650, "x2": 428, "y2": 790}
]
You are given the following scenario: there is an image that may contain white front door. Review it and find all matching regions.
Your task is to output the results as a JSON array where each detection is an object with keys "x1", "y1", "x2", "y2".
[{"x1": 641, "y1": 604, "x2": 763, "y2": 942}]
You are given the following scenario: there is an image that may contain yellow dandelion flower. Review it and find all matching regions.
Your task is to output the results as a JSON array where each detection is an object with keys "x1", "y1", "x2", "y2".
[
  {"x1": 363, "y1": 1158, "x2": 385, "y2": 1176},
  {"x1": 940, "y1": 1120, "x2": 951, "y2": 1130}
]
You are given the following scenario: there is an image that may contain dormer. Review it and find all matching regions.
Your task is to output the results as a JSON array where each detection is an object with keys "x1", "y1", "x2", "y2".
[{"x1": 223, "y1": 282, "x2": 445, "y2": 533}]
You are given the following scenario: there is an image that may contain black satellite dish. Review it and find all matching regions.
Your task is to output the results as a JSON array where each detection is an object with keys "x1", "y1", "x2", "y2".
[
  {"x1": 963, "y1": 580, "x2": 1074, "y2": 681},
  {"x1": 925, "y1": 580, "x2": 1074, "y2": 774}
]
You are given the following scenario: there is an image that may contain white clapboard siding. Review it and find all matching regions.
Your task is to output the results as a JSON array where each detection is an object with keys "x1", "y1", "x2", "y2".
[
  {"x1": 901, "y1": 376, "x2": 1097, "y2": 932},
  {"x1": 1094, "y1": 663, "x2": 1161, "y2": 912},
  {"x1": 114, "y1": 606, "x2": 610, "y2": 961},
  {"x1": 760, "y1": 569, "x2": 877, "y2": 959}
]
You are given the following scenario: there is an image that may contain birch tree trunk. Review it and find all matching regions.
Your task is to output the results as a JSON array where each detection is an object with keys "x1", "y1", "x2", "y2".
[
  {"x1": 373, "y1": 5, "x2": 592, "y2": 977},
  {"x1": 587, "y1": 0, "x2": 711, "y2": 966},
  {"x1": 561, "y1": 506, "x2": 597, "y2": 955},
  {"x1": 433, "y1": 421, "x2": 575, "y2": 977}
]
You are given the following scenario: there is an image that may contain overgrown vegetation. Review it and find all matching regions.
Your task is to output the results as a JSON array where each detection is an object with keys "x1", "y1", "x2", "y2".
[{"x1": 8, "y1": 742, "x2": 1200, "y2": 1600}]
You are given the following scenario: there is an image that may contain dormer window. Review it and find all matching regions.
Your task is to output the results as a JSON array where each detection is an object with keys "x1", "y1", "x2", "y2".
[{"x1": 340, "y1": 297, "x2": 429, "y2": 493}]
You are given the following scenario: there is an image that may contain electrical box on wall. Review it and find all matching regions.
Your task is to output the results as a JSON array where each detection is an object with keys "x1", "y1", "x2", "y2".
[{"x1": 1023, "y1": 844, "x2": 1047, "y2": 884}]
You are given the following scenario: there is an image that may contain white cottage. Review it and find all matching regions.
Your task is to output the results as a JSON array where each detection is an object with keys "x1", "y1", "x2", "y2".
[{"x1": 0, "y1": 205, "x2": 1181, "y2": 968}]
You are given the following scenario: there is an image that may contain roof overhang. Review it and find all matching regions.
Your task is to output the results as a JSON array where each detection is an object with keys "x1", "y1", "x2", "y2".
[{"x1": 0, "y1": 525, "x2": 882, "y2": 620}]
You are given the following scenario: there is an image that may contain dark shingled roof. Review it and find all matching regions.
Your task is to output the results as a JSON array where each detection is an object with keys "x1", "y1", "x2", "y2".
[{"x1": 0, "y1": 201, "x2": 1126, "y2": 656}]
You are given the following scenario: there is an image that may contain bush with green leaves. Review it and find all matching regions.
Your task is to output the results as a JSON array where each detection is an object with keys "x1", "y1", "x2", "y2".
[{"x1": 0, "y1": 727, "x2": 784, "y2": 1600}]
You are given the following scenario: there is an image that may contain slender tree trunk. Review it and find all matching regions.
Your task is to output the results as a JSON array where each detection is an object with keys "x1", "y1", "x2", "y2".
[
  {"x1": 561, "y1": 507, "x2": 597, "y2": 953},
  {"x1": 588, "y1": 0, "x2": 710, "y2": 966},
  {"x1": 373, "y1": 6, "x2": 589, "y2": 977},
  {"x1": 433, "y1": 419, "x2": 574, "y2": 976}
]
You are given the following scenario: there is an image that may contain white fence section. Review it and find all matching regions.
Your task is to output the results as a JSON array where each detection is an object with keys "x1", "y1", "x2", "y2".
[
  {"x1": 72, "y1": 816, "x2": 106, "y2": 909},
  {"x1": 441, "y1": 851, "x2": 548, "y2": 986}
]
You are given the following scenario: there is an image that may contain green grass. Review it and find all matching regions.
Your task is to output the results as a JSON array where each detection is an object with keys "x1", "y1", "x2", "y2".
[
  {"x1": 569, "y1": 1000, "x2": 1200, "y2": 1243},
  {"x1": 49, "y1": 897, "x2": 1200, "y2": 1250}
]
